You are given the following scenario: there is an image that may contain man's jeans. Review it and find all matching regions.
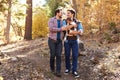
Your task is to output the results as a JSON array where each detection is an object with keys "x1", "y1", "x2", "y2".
[
  {"x1": 48, "y1": 38, "x2": 62, "y2": 73},
  {"x1": 64, "y1": 40, "x2": 79, "y2": 72}
]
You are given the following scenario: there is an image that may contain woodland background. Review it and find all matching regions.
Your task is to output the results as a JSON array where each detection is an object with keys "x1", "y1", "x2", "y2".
[
  {"x1": 0, "y1": 0, "x2": 120, "y2": 80},
  {"x1": 0, "y1": 0, "x2": 120, "y2": 44}
]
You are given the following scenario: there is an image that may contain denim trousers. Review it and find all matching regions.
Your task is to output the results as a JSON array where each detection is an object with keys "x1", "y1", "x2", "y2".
[
  {"x1": 64, "y1": 40, "x2": 79, "y2": 72},
  {"x1": 48, "y1": 38, "x2": 62, "y2": 73}
]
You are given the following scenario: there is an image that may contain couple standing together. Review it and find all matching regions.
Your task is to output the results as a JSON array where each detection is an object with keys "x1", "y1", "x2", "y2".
[{"x1": 48, "y1": 9, "x2": 83, "y2": 78}]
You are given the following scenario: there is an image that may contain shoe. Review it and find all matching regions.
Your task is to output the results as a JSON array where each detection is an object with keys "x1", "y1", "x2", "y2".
[
  {"x1": 72, "y1": 72, "x2": 80, "y2": 78},
  {"x1": 64, "y1": 69, "x2": 70, "y2": 75},
  {"x1": 55, "y1": 72, "x2": 61, "y2": 77}
]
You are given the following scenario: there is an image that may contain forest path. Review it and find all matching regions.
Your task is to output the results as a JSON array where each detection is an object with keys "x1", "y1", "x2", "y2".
[{"x1": 0, "y1": 38, "x2": 120, "y2": 80}]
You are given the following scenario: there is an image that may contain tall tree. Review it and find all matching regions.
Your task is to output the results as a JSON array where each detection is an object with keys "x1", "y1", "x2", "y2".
[
  {"x1": 24, "y1": 0, "x2": 32, "y2": 40},
  {"x1": 72, "y1": 0, "x2": 78, "y2": 15},
  {"x1": 4, "y1": 0, "x2": 12, "y2": 43},
  {"x1": 46, "y1": 0, "x2": 62, "y2": 17}
]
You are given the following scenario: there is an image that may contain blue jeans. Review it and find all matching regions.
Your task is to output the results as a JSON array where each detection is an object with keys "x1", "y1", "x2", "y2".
[
  {"x1": 64, "y1": 40, "x2": 79, "y2": 72},
  {"x1": 48, "y1": 38, "x2": 62, "y2": 73}
]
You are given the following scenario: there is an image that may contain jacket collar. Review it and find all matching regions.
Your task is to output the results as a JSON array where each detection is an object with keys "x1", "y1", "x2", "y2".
[{"x1": 53, "y1": 16, "x2": 62, "y2": 20}]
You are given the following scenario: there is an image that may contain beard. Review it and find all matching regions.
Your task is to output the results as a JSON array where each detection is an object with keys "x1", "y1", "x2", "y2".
[{"x1": 59, "y1": 16, "x2": 62, "y2": 19}]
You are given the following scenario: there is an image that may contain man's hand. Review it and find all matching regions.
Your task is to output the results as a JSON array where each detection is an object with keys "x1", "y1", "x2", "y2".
[
  {"x1": 65, "y1": 23, "x2": 77, "y2": 30},
  {"x1": 61, "y1": 26, "x2": 72, "y2": 31},
  {"x1": 69, "y1": 31, "x2": 81, "y2": 36},
  {"x1": 65, "y1": 25, "x2": 74, "y2": 30},
  {"x1": 61, "y1": 27, "x2": 67, "y2": 31},
  {"x1": 71, "y1": 22, "x2": 77, "y2": 28},
  {"x1": 61, "y1": 22, "x2": 77, "y2": 31}
]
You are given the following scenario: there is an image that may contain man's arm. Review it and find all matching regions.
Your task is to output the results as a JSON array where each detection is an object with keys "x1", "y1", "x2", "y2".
[
  {"x1": 48, "y1": 18, "x2": 62, "y2": 33},
  {"x1": 69, "y1": 22, "x2": 83, "y2": 35},
  {"x1": 62, "y1": 20, "x2": 76, "y2": 30},
  {"x1": 78, "y1": 22, "x2": 84, "y2": 34}
]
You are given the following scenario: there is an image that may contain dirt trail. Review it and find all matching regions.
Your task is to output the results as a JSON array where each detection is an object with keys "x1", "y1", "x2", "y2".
[{"x1": 0, "y1": 38, "x2": 120, "y2": 80}]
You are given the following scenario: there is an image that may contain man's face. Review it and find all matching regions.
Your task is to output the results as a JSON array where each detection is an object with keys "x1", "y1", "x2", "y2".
[
  {"x1": 58, "y1": 10, "x2": 62, "y2": 18},
  {"x1": 67, "y1": 11, "x2": 73, "y2": 18}
]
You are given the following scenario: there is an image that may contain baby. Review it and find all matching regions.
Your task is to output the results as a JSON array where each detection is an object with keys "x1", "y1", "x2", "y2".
[{"x1": 66, "y1": 18, "x2": 77, "y2": 36}]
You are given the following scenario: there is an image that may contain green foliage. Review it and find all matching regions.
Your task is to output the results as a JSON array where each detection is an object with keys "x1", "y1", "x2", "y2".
[
  {"x1": 0, "y1": 0, "x2": 7, "y2": 12},
  {"x1": 0, "y1": 0, "x2": 18, "y2": 12},
  {"x1": 104, "y1": 33, "x2": 112, "y2": 42},
  {"x1": 32, "y1": 8, "x2": 48, "y2": 39},
  {"x1": 109, "y1": 22, "x2": 116, "y2": 30},
  {"x1": 45, "y1": 0, "x2": 63, "y2": 17}
]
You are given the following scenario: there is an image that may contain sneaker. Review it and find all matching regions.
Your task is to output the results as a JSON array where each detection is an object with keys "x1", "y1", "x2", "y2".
[
  {"x1": 72, "y1": 72, "x2": 80, "y2": 78},
  {"x1": 64, "y1": 69, "x2": 70, "y2": 75}
]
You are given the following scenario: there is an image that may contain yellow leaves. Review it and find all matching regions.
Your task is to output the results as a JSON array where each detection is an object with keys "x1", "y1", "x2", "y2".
[
  {"x1": 32, "y1": 9, "x2": 49, "y2": 39},
  {"x1": 74, "y1": 0, "x2": 120, "y2": 33}
]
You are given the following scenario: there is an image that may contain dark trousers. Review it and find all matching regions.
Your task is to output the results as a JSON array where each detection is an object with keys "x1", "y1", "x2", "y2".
[
  {"x1": 64, "y1": 40, "x2": 79, "y2": 72},
  {"x1": 48, "y1": 38, "x2": 62, "y2": 73}
]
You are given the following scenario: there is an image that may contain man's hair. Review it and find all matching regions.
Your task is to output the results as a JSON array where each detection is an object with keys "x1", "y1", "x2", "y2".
[
  {"x1": 67, "y1": 9, "x2": 76, "y2": 18},
  {"x1": 55, "y1": 9, "x2": 62, "y2": 16},
  {"x1": 66, "y1": 18, "x2": 72, "y2": 21}
]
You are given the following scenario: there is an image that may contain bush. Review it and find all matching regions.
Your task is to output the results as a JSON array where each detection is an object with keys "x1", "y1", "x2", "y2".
[
  {"x1": 32, "y1": 9, "x2": 49, "y2": 39},
  {"x1": 109, "y1": 22, "x2": 116, "y2": 30},
  {"x1": 104, "y1": 32, "x2": 112, "y2": 43}
]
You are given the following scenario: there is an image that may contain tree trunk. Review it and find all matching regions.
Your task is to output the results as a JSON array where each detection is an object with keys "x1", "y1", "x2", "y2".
[
  {"x1": 4, "y1": 0, "x2": 12, "y2": 43},
  {"x1": 24, "y1": 0, "x2": 32, "y2": 40},
  {"x1": 72, "y1": 0, "x2": 78, "y2": 17}
]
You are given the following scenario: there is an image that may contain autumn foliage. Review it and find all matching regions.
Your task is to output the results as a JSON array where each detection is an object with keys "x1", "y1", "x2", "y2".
[{"x1": 32, "y1": 8, "x2": 49, "y2": 39}]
